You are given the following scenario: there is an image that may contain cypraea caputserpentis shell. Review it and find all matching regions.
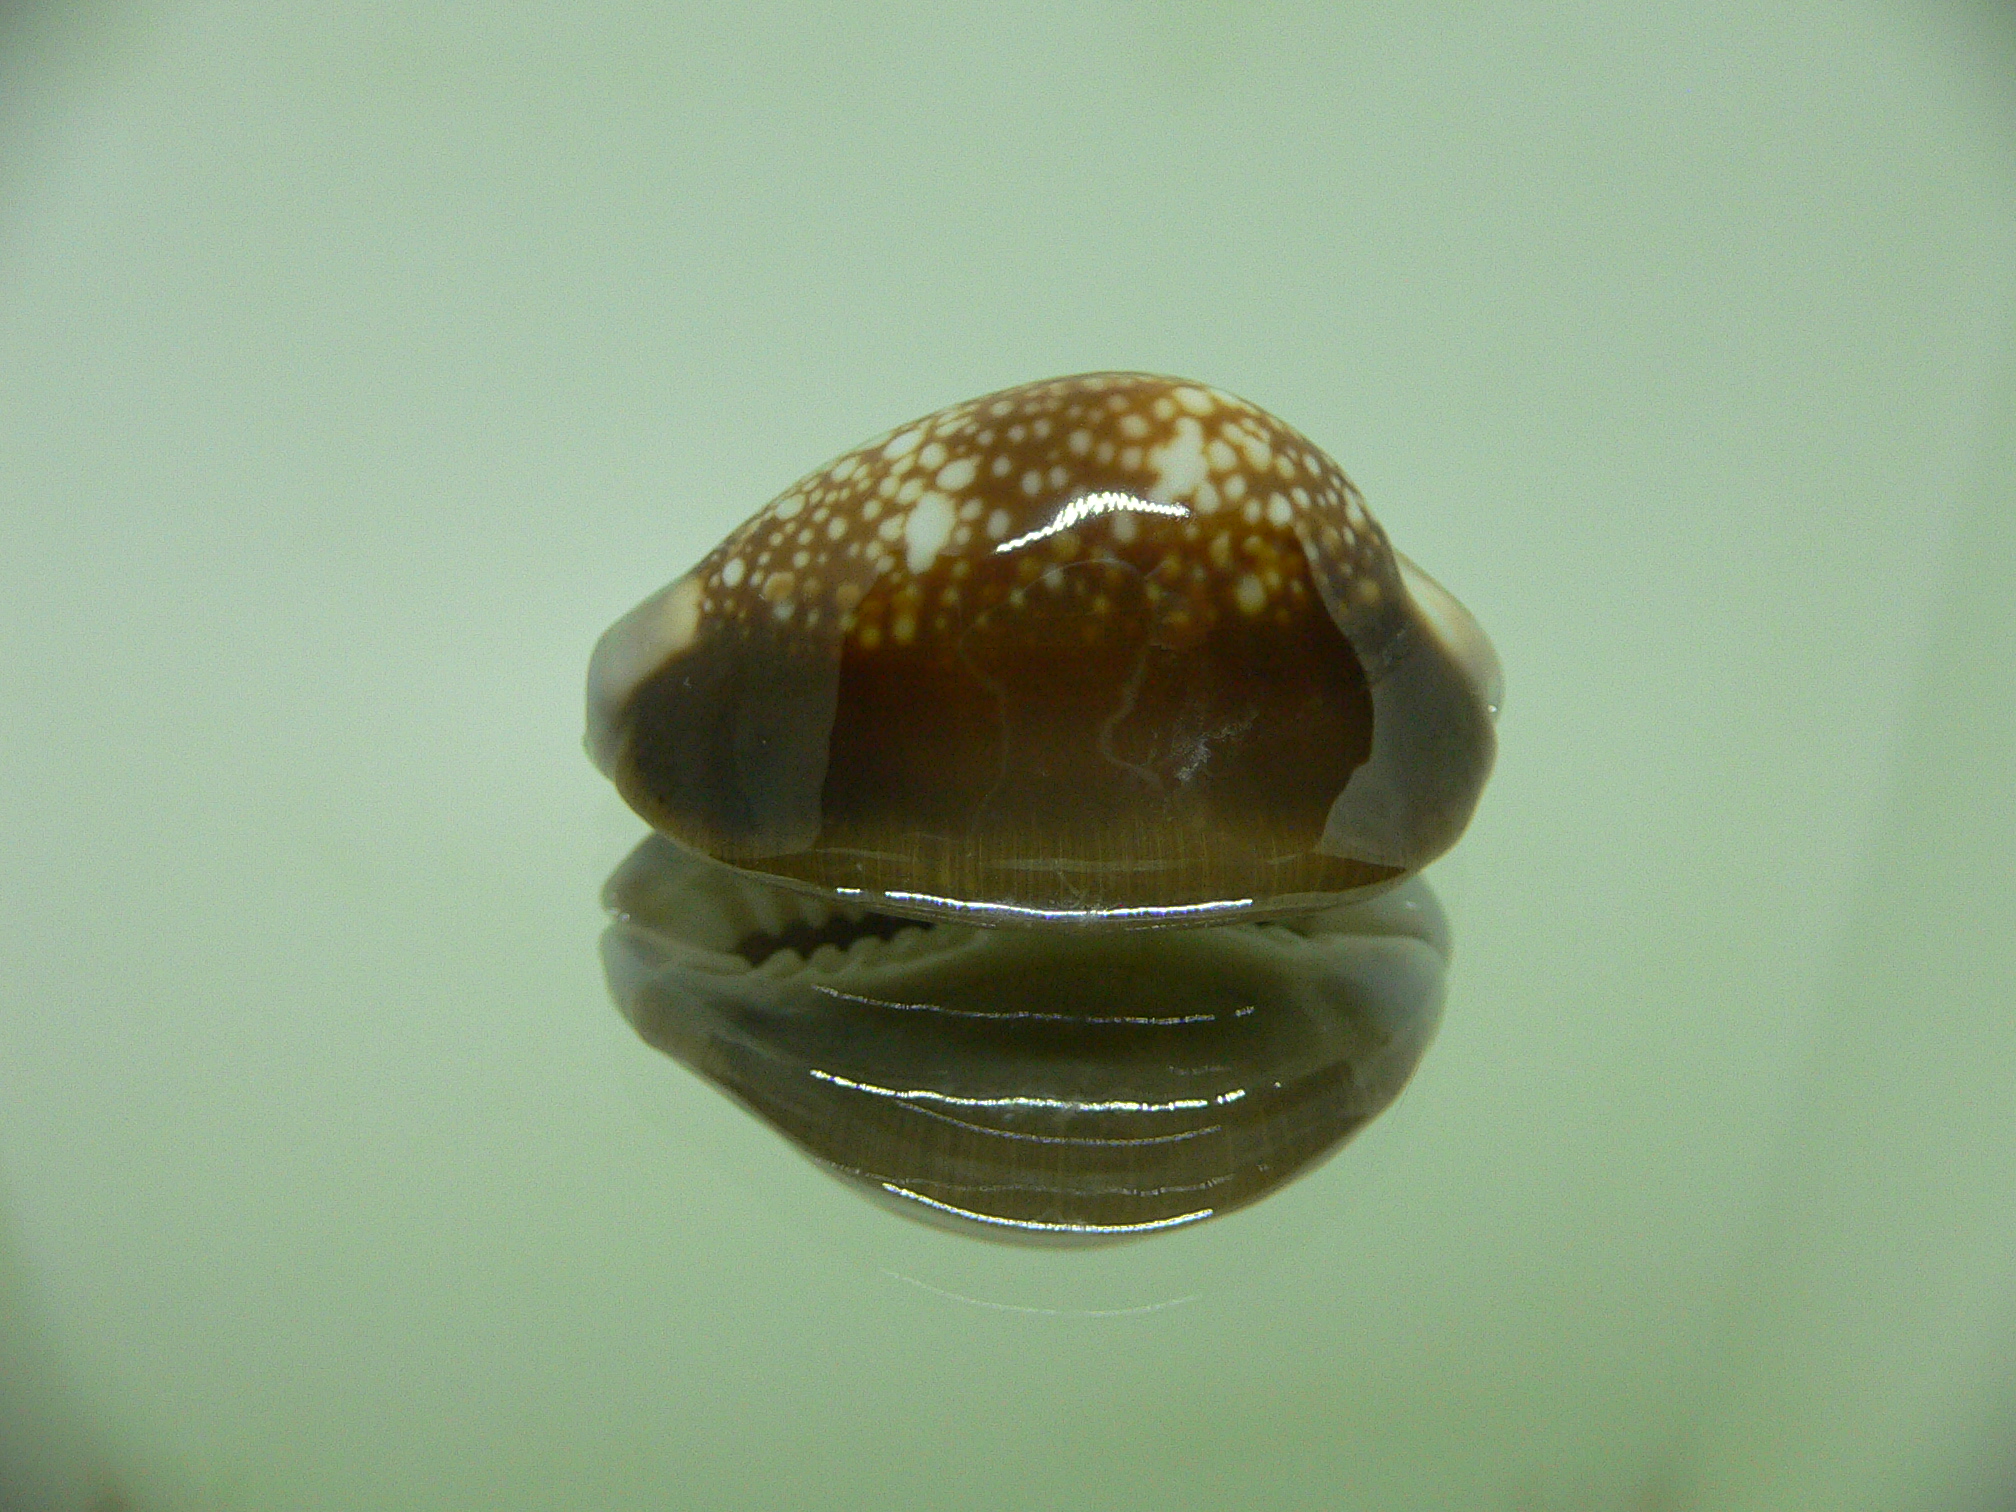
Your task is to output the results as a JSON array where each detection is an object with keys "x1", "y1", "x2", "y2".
[{"x1": 588, "y1": 373, "x2": 1498, "y2": 930}]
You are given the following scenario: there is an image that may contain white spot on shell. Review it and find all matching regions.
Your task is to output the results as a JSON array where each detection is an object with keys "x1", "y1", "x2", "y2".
[
  {"x1": 1267, "y1": 494, "x2": 1294, "y2": 527},
  {"x1": 985, "y1": 509, "x2": 1012, "y2": 540},
  {"x1": 1146, "y1": 417, "x2": 1208, "y2": 504},
  {"x1": 1235, "y1": 573, "x2": 1267, "y2": 616},
  {"x1": 883, "y1": 427, "x2": 924, "y2": 459},
  {"x1": 936, "y1": 456, "x2": 978, "y2": 491},
  {"x1": 903, "y1": 492, "x2": 958, "y2": 574},
  {"x1": 721, "y1": 557, "x2": 746, "y2": 588}
]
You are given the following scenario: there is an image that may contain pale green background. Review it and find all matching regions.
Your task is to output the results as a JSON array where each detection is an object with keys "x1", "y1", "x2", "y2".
[{"x1": 3, "y1": 2, "x2": 2014, "y2": 1509}]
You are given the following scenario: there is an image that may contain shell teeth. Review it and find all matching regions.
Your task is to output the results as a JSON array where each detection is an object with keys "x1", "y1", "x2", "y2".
[
  {"x1": 679, "y1": 890, "x2": 742, "y2": 954},
  {"x1": 715, "y1": 882, "x2": 757, "y2": 938},
  {"x1": 736, "y1": 877, "x2": 788, "y2": 936},
  {"x1": 914, "y1": 925, "x2": 977, "y2": 959},
  {"x1": 756, "y1": 892, "x2": 792, "y2": 936},
  {"x1": 882, "y1": 926, "x2": 932, "y2": 962},
  {"x1": 752, "y1": 947, "x2": 805, "y2": 978},
  {"x1": 807, "y1": 943, "x2": 849, "y2": 973}
]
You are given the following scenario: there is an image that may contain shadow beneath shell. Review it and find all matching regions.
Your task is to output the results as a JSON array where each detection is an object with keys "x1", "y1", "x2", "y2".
[{"x1": 599, "y1": 834, "x2": 1450, "y2": 1245}]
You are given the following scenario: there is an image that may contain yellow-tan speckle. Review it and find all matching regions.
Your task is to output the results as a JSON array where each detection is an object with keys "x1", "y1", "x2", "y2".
[{"x1": 663, "y1": 372, "x2": 1398, "y2": 663}]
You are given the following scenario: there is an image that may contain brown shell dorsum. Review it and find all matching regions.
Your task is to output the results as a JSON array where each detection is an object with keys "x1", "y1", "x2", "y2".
[{"x1": 587, "y1": 373, "x2": 1498, "y2": 929}]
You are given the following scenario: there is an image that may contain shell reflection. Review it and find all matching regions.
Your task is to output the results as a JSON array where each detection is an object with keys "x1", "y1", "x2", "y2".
[{"x1": 601, "y1": 835, "x2": 1448, "y2": 1243}]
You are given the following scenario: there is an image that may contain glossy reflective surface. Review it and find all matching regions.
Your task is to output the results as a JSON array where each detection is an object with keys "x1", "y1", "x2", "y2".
[
  {"x1": 589, "y1": 375, "x2": 1498, "y2": 928},
  {"x1": 602, "y1": 836, "x2": 1447, "y2": 1242}
]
